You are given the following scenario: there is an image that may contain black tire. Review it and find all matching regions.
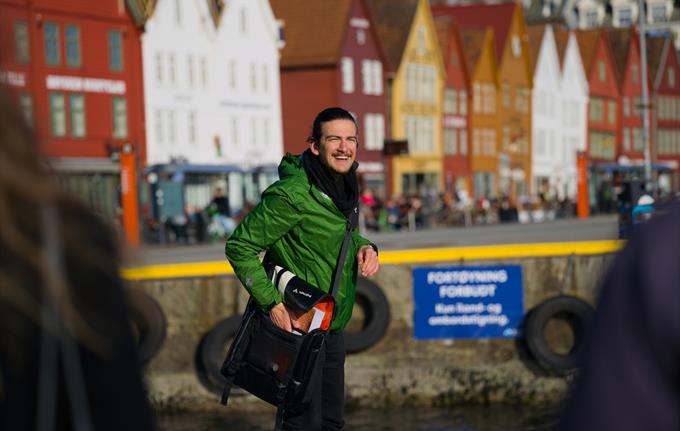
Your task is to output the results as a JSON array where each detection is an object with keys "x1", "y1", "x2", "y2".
[
  {"x1": 523, "y1": 295, "x2": 594, "y2": 374},
  {"x1": 345, "y1": 278, "x2": 390, "y2": 354},
  {"x1": 126, "y1": 287, "x2": 167, "y2": 366},
  {"x1": 196, "y1": 315, "x2": 242, "y2": 395}
]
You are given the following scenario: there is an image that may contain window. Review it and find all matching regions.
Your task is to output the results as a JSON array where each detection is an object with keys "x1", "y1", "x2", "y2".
[
  {"x1": 240, "y1": 8, "x2": 248, "y2": 34},
  {"x1": 356, "y1": 29, "x2": 366, "y2": 45},
  {"x1": 263, "y1": 118, "x2": 270, "y2": 147},
  {"x1": 168, "y1": 54, "x2": 176, "y2": 84},
  {"x1": 460, "y1": 129, "x2": 468, "y2": 155},
  {"x1": 460, "y1": 90, "x2": 468, "y2": 115},
  {"x1": 589, "y1": 131, "x2": 615, "y2": 159},
  {"x1": 229, "y1": 60, "x2": 237, "y2": 89},
  {"x1": 473, "y1": 82, "x2": 481, "y2": 113},
  {"x1": 364, "y1": 113, "x2": 385, "y2": 151},
  {"x1": 155, "y1": 53, "x2": 163, "y2": 82},
  {"x1": 444, "y1": 89, "x2": 457, "y2": 114},
  {"x1": 503, "y1": 126, "x2": 511, "y2": 151},
  {"x1": 155, "y1": 110, "x2": 164, "y2": 142},
  {"x1": 623, "y1": 96, "x2": 630, "y2": 117},
  {"x1": 250, "y1": 63, "x2": 257, "y2": 92},
  {"x1": 187, "y1": 55, "x2": 195, "y2": 87},
  {"x1": 341, "y1": 57, "x2": 354, "y2": 93},
  {"x1": 444, "y1": 128, "x2": 457, "y2": 155},
  {"x1": 623, "y1": 127, "x2": 631, "y2": 151},
  {"x1": 502, "y1": 82, "x2": 510, "y2": 108},
  {"x1": 251, "y1": 117, "x2": 258, "y2": 146},
  {"x1": 15, "y1": 21, "x2": 30, "y2": 64},
  {"x1": 44, "y1": 22, "x2": 60, "y2": 66},
  {"x1": 69, "y1": 94, "x2": 86, "y2": 137},
  {"x1": 201, "y1": 57, "x2": 208, "y2": 88},
  {"x1": 231, "y1": 116, "x2": 239, "y2": 146},
  {"x1": 615, "y1": 6, "x2": 632, "y2": 26},
  {"x1": 188, "y1": 112, "x2": 197, "y2": 144},
  {"x1": 473, "y1": 128, "x2": 481, "y2": 155},
  {"x1": 262, "y1": 64, "x2": 268, "y2": 93},
  {"x1": 649, "y1": 3, "x2": 667, "y2": 22},
  {"x1": 112, "y1": 97, "x2": 127, "y2": 138},
  {"x1": 668, "y1": 68, "x2": 676, "y2": 87},
  {"x1": 631, "y1": 63, "x2": 639, "y2": 84},
  {"x1": 49, "y1": 93, "x2": 66, "y2": 136},
  {"x1": 20, "y1": 94, "x2": 33, "y2": 126},
  {"x1": 633, "y1": 128, "x2": 644, "y2": 151},
  {"x1": 167, "y1": 110, "x2": 175, "y2": 144},
  {"x1": 598, "y1": 60, "x2": 606, "y2": 81},
  {"x1": 417, "y1": 26, "x2": 426, "y2": 55},
  {"x1": 174, "y1": 0, "x2": 182, "y2": 25},
  {"x1": 590, "y1": 97, "x2": 604, "y2": 122},
  {"x1": 108, "y1": 31, "x2": 123, "y2": 72},
  {"x1": 361, "y1": 60, "x2": 383, "y2": 95},
  {"x1": 65, "y1": 25, "x2": 81, "y2": 67},
  {"x1": 607, "y1": 99, "x2": 616, "y2": 124}
]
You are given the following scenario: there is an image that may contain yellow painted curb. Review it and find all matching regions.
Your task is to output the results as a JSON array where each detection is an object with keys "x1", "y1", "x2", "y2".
[{"x1": 121, "y1": 240, "x2": 624, "y2": 281}]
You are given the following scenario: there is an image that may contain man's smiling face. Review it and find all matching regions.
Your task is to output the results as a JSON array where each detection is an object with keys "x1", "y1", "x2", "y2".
[{"x1": 311, "y1": 119, "x2": 358, "y2": 175}]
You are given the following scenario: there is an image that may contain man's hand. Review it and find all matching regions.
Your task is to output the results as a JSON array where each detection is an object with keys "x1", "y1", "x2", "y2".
[
  {"x1": 269, "y1": 302, "x2": 292, "y2": 332},
  {"x1": 357, "y1": 245, "x2": 379, "y2": 277}
]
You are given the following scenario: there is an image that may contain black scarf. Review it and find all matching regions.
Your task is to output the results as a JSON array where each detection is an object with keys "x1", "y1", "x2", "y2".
[{"x1": 302, "y1": 149, "x2": 358, "y2": 219}]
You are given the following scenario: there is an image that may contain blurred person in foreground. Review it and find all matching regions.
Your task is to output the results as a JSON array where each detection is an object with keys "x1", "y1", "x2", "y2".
[
  {"x1": 560, "y1": 205, "x2": 680, "y2": 430},
  {"x1": 226, "y1": 107, "x2": 379, "y2": 430},
  {"x1": 0, "y1": 91, "x2": 154, "y2": 429}
]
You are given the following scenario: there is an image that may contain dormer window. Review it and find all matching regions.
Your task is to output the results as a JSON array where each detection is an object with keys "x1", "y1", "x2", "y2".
[
  {"x1": 614, "y1": 6, "x2": 633, "y2": 27},
  {"x1": 357, "y1": 29, "x2": 366, "y2": 45},
  {"x1": 417, "y1": 26, "x2": 426, "y2": 55},
  {"x1": 578, "y1": 3, "x2": 601, "y2": 28},
  {"x1": 669, "y1": 68, "x2": 676, "y2": 87},
  {"x1": 512, "y1": 35, "x2": 521, "y2": 58},
  {"x1": 648, "y1": 1, "x2": 669, "y2": 23}
]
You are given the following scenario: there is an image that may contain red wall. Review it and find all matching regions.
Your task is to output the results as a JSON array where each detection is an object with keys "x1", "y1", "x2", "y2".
[
  {"x1": 280, "y1": 67, "x2": 337, "y2": 155},
  {"x1": 0, "y1": 0, "x2": 146, "y2": 162},
  {"x1": 587, "y1": 34, "x2": 620, "y2": 162},
  {"x1": 655, "y1": 45, "x2": 680, "y2": 167},
  {"x1": 337, "y1": 0, "x2": 387, "y2": 167},
  {"x1": 619, "y1": 38, "x2": 647, "y2": 160}
]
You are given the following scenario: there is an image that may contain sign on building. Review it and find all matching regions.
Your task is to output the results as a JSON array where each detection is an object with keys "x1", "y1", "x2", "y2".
[{"x1": 413, "y1": 265, "x2": 524, "y2": 339}]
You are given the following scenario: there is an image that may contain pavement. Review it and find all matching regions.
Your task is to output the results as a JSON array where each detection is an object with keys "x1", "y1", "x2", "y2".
[{"x1": 123, "y1": 215, "x2": 619, "y2": 267}]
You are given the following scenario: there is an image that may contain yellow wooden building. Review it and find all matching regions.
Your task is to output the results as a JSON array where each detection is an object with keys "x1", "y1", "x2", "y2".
[{"x1": 368, "y1": 0, "x2": 445, "y2": 196}]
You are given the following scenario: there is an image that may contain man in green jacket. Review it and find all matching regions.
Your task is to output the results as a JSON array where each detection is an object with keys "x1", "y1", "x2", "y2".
[{"x1": 225, "y1": 107, "x2": 379, "y2": 430}]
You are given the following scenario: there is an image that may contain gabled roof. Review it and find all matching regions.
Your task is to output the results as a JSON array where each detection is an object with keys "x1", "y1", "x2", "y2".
[
  {"x1": 459, "y1": 28, "x2": 490, "y2": 79},
  {"x1": 647, "y1": 35, "x2": 669, "y2": 87},
  {"x1": 434, "y1": 16, "x2": 469, "y2": 85},
  {"x1": 526, "y1": 24, "x2": 547, "y2": 72},
  {"x1": 270, "y1": 0, "x2": 353, "y2": 68},
  {"x1": 125, "y1": 0, "x2": 156, "y2": 27},
  {"x1": 432, "y1": 2, "x2": 516, "y2": 63},
  {"x1": 366, "y1": 0, "x2": 419, "y2": 73},
  {"x1": 607, "y1": 27, "x2": 634, "y2": 89},
  {"x1": 574, "y1": 28, "x2": 600, "y2": 75},
  {"x1": 143, "y1": 0, "x2": 223, "y2": 28},
  {"x1": 554, "y1": 29, "x2": 570, "y2": 69}
]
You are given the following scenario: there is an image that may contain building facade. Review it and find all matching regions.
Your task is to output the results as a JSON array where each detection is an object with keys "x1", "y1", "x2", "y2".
[{"x1": 0, "y1": 0, "x2": 146, "y2": 238}]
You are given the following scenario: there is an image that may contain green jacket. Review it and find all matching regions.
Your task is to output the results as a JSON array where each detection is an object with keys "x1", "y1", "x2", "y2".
[{"x1": 225, "y1": 153, "x2": 375, "y2": 331}]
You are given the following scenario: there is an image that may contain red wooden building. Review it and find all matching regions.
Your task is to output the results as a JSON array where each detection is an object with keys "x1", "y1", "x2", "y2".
[
  {"x1": 608, "y1": 27, "x2": 650, "y2": 164},
  {"x1": 648, "y1": 34, "x2": 680, "y2": 191},
  {"x1": 434, "y1": 16, "x2": 471, "y2": 196},
  {"x1": 270, "y1": 0, "x2": 389, "y2": 196},
  {"x1": 0, "y1": 0, "x2": 146, "y2": 243}
]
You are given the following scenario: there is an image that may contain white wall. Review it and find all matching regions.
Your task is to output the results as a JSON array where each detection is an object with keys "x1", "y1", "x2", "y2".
[
  {"x1": 142, "y1": 0, "x2": 217, "y2": 165},
  {"x1": 559, "y1": 31, "x2": 589, "y2": 199},
  {"x1": 532, "y1": 27, "x2": 563, "y2": 199},
  {"x1": 213, "y1": 0, "x2": 284, "y2": 168},
  {"x1": 142, "y1": 0, "x2": 283, "y2": 169}
]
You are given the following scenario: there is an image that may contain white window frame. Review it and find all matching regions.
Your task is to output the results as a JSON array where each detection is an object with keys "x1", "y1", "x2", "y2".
[{"x1": 341, "y1": 57, "x2": 354, "y2": 94}]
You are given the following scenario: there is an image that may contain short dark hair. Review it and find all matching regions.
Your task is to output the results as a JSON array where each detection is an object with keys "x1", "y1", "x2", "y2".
[{"x1": 306, "y1": 107, "x2": 358, "y2": 144}]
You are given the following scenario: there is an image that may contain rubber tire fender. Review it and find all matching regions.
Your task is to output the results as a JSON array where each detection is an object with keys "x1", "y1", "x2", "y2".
[
  {"x1": 344, "y1": 277, "x2": 390, "y2": 354},
  {"x1": 126, "y1": 287, "x2": 167, "y2": 366},
  {"x1": 196, "y1": 314, "x2": 242, "y2": 395},
  {"x1": 524, "y1": 295, "x2": 594, "y2": 374}
]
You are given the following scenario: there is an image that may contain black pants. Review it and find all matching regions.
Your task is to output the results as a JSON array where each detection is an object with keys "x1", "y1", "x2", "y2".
[{"x1": 280, "y1": 332, "x2": 346, "y2": 431}]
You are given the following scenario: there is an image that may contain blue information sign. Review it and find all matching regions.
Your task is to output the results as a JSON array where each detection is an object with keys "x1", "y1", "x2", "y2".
[{"x1": 413, "y1": 265, "x2": 524, "y2": 339}]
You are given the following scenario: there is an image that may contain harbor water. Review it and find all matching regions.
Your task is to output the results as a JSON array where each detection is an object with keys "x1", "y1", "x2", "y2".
[{"x1": 157, "y1": 404, "x2": 561, "y2": 431}]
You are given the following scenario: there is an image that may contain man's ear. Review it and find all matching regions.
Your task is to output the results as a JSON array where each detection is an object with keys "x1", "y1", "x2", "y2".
[{"x1": 310, "y1": 140, "x2": 320, "y2": 156}]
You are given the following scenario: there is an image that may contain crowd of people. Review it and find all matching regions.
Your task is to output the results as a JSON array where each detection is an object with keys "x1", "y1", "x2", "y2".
[{"x1": 357, "y1": 188, "x2": 577, "y2": 233}]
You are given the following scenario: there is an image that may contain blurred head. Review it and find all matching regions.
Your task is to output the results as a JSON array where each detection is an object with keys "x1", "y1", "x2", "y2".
[{"x1": 307, "y1": 107, "x2": 358, "y2": 175}]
